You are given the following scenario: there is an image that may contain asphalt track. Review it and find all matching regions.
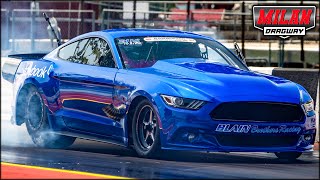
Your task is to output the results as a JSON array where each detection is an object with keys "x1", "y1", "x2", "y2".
[{"x1": 1, "y1": 68, "x2": 319, "y2": 179}]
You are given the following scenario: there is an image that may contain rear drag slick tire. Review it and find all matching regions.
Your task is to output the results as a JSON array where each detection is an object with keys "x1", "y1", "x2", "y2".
[{"x1": 25, "y1": 86, "x2": 75, "y2": 149}]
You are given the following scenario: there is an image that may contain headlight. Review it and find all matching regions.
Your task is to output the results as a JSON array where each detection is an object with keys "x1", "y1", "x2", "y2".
[
  {"x1": 302, "y1": 100, "x2": 314, "y2": 113},
  {"x1": 160, "y1": 95, "x2": 206, "y2": 110}
]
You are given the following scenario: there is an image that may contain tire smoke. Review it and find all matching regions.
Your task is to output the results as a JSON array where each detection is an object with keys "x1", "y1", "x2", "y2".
[{"x1": 1, "y1": 64, "x2": 34, "y2": 147}]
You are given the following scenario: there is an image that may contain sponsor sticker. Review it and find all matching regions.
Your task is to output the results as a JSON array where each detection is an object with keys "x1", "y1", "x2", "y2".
[
  {"x1": 23, "y1": 62, "x2": 53, "y2": 78},
  {"x1": 143, "y1": 37, "x2": 196, "y2": 43},
  {"x1": 215, "y1": 124, "x2": 301, "y2": 134},
  {"x1": 118, "y1": 38, "x2": 142, "y2": 46},
  {"x1": 252, "y1": 6, "x2": 316, "y2": 39}
]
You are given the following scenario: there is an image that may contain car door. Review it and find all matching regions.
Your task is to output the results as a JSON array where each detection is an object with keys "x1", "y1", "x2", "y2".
[{"x1": 53, "y1": 37, "x2": 123, "y2": 138}]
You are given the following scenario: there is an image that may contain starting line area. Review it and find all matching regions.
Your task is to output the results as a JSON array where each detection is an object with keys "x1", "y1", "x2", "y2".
[{"x1": 1, "y1": 162, "x2": 130, "y2": 179}]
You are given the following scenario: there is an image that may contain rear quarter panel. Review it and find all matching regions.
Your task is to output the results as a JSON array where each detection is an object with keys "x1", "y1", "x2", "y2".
[{"x1": 12, "y1": 59, "x2": 57, "y2": 125}]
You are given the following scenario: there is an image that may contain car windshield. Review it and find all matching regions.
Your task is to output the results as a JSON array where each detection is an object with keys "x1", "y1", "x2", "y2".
[{"x1": 115, "y1": 36, "x2": 247, "y2": 70}]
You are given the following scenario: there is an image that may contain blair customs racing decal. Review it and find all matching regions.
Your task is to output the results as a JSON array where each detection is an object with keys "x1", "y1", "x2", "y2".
[
  {"x1": 215, "y1": 124, "x2": 301, "y2": 134},
  {"x1": 252, "y1": 6, "x2": 316, "y2": 39}
]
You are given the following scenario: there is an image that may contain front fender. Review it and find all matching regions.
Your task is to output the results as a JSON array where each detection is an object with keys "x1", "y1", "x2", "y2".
[
  {"x1": 129, "y1": 90, "x2": 162, "y2": 127},
  {"x1": 115, "y1": 70, "x2": 186, "y2": 130},
  {"x1": 296, "y1": 83, "x2": 313, "y2": 104}
]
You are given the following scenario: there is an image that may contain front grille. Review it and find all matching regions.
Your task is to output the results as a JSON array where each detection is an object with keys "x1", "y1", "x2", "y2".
[
  {"x1": 216, "y1": 134, "x2": 300, "y2": 147},
  {"x1": 210, "y1": 102, "x2": 304, "y2": 122}
]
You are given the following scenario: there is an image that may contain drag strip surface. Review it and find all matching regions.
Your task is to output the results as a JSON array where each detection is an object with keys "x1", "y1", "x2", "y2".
[
  {"x1": 1, "y1": 162, "x2": 130, "y2": 179},
  {"x1": 1, "y1": 140, "x2": 319, "y2": 179}
]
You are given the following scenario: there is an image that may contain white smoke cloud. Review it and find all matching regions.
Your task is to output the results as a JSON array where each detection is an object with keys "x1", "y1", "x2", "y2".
[{"x1": 1, "y1": 61, "x2": 34, "y2": 147}]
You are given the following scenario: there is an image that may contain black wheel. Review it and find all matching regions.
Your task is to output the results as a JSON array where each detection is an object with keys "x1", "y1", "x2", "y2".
[
  {"x1": 132, "y1": 99, "x2": 161, "y2": 158},
  {"x1": 25, "y1": 86, "x2": 76, "y2": 149},
  {"x1": 274, "y1": 152, "x2": 302, "y2": 160}
]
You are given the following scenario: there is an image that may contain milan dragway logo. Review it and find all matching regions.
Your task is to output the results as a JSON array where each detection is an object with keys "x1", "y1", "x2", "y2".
[{"x1": 253, "y1": 6, "x2": 316, "y2": 39}]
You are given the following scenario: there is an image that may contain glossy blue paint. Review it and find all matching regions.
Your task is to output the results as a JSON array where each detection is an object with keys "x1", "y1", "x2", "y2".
[{"x1": 8, "y1": 29, "x2": 316, "y2": 152}]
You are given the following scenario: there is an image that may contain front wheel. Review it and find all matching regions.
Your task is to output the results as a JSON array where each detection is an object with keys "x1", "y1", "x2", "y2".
[
  {"x1": 132, "y1": 99, "x2": 161, "y2": 158},
  {"x1": 25, "y1": 86, "x2": 76, "y2": 149},
  {"x1": 274, "y1": 152, "x2": 302, "y2": 160}
]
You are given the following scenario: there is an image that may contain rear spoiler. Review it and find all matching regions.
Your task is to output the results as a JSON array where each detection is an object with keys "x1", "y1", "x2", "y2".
[
  {"x1": 8, "y1": 53, "x2": 47, "y2": 60},
  {"x1": 1, "y1": 53, "x2": 48, "y2": 83}
]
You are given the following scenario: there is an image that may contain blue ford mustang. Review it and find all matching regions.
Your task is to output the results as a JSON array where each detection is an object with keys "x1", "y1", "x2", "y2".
[{"x1": 2, "y1": 29, "x2": 316, "y2": 160}]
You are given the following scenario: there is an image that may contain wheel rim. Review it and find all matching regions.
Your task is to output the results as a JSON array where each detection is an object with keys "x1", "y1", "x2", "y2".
[
  {"x1": 27, "y1": 92, "x2": 44, "y2": 130},
  {"x1": 136, "y1": 105, "x2": 157, "y2": 150}
]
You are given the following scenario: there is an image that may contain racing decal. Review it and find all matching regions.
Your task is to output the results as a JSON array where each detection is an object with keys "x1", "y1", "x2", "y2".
[
  {"x1": 251, "y1": 125, "x2": 301, "y2": 134},
  {"x1": 118, "y1": 38, "x2": 142, "y2": 45},
  {"x1": 102, "y1": 104, "x2": 126, "y2": 121},
  {"x1": 216, "y1": 124, "x2": 301, "y2": 134},
  {"x1": 143, "y1": 37, "x2": 196, "y2": 43},
  {"x1": 252, "y1": 6, "x2": 316, "y2": 39},
  {"x1": 216, "y1": 124, "x2": 251, "y2": 133},
  {"x1": 23, "y1": 62, "x2": 54, "y2": 78}
]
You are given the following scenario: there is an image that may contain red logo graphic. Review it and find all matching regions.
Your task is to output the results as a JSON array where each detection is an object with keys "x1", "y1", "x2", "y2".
[{"x1": 253, "y1": 6, "x2": 316, "y2": 39}]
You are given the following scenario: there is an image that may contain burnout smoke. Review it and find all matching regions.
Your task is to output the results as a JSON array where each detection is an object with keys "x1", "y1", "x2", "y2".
[
  {"x1": 1, "y1": 73, "x2": 34, "y2": 147},
  {"x1": 1, "y1": 2, "x2": 56, "y2": 147}
]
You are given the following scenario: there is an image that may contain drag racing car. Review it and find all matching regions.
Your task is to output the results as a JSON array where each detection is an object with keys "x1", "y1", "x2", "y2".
[{"x1": 2, "y1": 28, "x2": 317, "y2": 160}]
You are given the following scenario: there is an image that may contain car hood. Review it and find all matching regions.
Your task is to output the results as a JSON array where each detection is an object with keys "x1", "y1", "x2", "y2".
[{"x1": 132, "y1": 58, "x2": 301, "y2": 103}]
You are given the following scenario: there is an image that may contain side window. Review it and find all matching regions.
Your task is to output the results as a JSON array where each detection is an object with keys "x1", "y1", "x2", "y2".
[
  {"x1": 82, "y1": 38, "x2": 116, "y2": 68},
  {"x1": 198, "y1": 43, "x2": 229, "y2": 65},
  {"x1": 59, "y1": 38, "x2": 116, "y2": 68},
  {"x1": 58, "y1": 42, "x2": 78, "y2": 60},
  {"x1": 58, "y1": 39, "x2": 90, "y2": 64},
  {"x1": 73, "y1": 39, "x2": 90, "y2": 64}
]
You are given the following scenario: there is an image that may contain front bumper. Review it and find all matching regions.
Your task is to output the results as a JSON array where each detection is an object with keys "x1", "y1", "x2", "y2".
[
  {"x1": 155, "y1": 96, "x2": 317, "y2": 152},
  {"x1": 161, "y1": 127, "x2": 316, "y2": 152}
]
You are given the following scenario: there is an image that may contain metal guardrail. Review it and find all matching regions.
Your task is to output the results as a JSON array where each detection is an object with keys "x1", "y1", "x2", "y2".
[
  {"x1": 103, "y1": 8, "x2": 187, "y2": 15},
  {"x1": 101, "y1": 8, "x2": 186, "y2": 29},
  {"x1": 11, "y1": 9, "x2": 94, "y2": 13},
  {"x1": 100, "y1": 6, "x2": 318, "y2": 31},
  {"x1": 101, "y1": 8, "x2": 253, "y2": 30},
  {"x1": 93, "y1": 1, "x2": 319, "y2": 4}
]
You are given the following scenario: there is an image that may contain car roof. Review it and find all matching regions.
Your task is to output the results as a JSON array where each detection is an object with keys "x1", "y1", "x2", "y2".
[
  {"x1": 100, "y1": 28, "x2": 213, "y2": 40},
  {"x1": 65, "y1": 28, "x2": 215, "y2": 47}
]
